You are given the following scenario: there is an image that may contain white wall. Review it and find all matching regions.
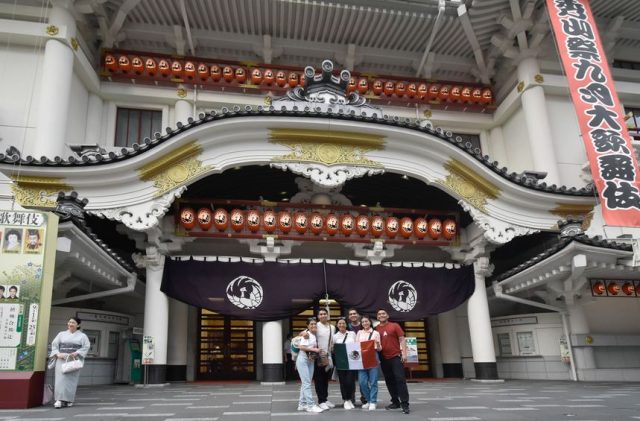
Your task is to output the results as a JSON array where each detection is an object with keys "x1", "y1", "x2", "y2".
[
  {"x1": 500, "y1": 106, "x2": 535, "y2": 175},
  {"x1": 65, "y1": 73, "x2": 89, "y2": 148},
  {"x1": 583, "y1": 298, "x2": 640, "y2": 334}
]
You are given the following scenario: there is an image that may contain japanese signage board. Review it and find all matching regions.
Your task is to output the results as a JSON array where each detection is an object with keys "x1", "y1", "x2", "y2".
[
  {"x1": 142, "y1": 335, "x2": 155, "y2": 365},
  {"x1": 0, "y1": 211, "x2": 58, "y2": 371},
  {"x1": 547, "y1": 0, "x2": 640, "y2": 226},
  {"x1": 405, "y1": 337, "x2": 419, "y2": 364}
]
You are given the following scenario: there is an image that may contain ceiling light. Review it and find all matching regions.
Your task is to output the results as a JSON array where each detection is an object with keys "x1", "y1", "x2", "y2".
[
  {"x1": 402, "y1": 175, "x2": 409, "y2": 180},
  {"x1": 280, "y1": 191, "x2": 288, "y2": 195},
  {"x1": 282, "y1": 198, "x2": 289, "y2": 202}
]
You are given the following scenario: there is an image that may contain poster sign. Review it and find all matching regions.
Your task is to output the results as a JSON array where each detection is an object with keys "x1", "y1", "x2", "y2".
[
  {"x1": 405, "y1": 337, "x2": 419, "y2": 364},
  {"x1": 142, "y1": 335, "x2": 154, "y2": 365},
  {"x1": 547, "y1": 0, "x2": 640, "y2": 226},
  {"x1": 560, "y1": 335, "x2": 571, "y2": 364}
]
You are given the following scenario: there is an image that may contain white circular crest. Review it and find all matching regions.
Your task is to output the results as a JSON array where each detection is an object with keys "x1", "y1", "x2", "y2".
[
  {"x1": 388, "y1": 280, "x2": 417, "y2": 312},
  {"x1": 226, "y1": 276, "x2": 264, "y2": 309}
]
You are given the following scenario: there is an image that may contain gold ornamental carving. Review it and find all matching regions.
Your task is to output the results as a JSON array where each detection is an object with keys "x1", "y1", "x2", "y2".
[
  {"x1": 549, "y1": 203, "x2": 595, "y2": 220},
  {"x1": 534, "y1": 74, "x2": 544, "y2": 84},
  {"x1": 438, "y1": 159, "x2": 500, "y2": 211},
  {"x1": 70, "y1": 37, "x2": 78, "y2": 51},
  {"x1": 517, "y1": 81, "x2": 525, "y2": 93},
  {"x1": 46, "y1": 25, "x2": 59, "y2": 36},
  {"x1": 10, "y1": 176, "x2": 71, "y2": 208},
  {"x1": 177, "y1": 88, "x2": 187, "y2": 98},
  {"x1": 138, "y1": 141, "x2": 212, "y2": 197}
]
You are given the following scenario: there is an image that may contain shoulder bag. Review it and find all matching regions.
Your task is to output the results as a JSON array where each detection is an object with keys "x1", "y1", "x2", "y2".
[{"x1": 61, "y1": 354, "x2": 84, "y2": 374}]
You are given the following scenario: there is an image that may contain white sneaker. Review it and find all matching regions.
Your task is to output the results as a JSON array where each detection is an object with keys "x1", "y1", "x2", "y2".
[
  {"x1": 297, "y1": 404, "x2": 307, "y2": 411},
  {"x1": 319, "y1": 402, "x2": 330, "y2": 410},
  {"x1": 369, "y1": 403, "x2": 377, "y2": 410},
  {"x1": 54, "y1": 400, "x2": 62, "y2": 408},
  {"x1": 343, "y1": 400, "x2": 352, "y2": 409},
  {"x1": 361, "y1": 403, "x2": 370, "y2": 410},
  {"x1": 66, "y1": 402, "x2": 73, "y2": 408},
  {"x1": 348, "y1": 400, "x2": 356, "y2": 409},
  {"x1": 325, "y1": 400, "x2": 335, "y2": 408},
  {"x1": 306, "y1": 405, "x2": 324, "y2": 413}
]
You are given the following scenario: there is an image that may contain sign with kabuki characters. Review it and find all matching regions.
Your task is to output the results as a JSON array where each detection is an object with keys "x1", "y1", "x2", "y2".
[{"x1": 547, "y1": 0, "x2": 640, "y2": 226}]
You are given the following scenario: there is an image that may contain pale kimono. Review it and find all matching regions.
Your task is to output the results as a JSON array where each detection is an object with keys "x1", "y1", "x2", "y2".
[{"x1": 50, "y1": 330, "x2": 90, "y2": 403}]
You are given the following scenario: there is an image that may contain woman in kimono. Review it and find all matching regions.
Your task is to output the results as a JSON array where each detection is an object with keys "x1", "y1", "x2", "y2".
[{"x1": 50, "y1": 317, "x2": 90, "y2": 408}]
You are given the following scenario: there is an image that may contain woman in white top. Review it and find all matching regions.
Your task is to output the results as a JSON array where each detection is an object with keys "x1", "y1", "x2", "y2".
[
  {"x1": 355, "y1": 315, "x2": 382, "y2": 410},
  {"x1": 332, "y1": 317, "x2": 357, "y2": 409},
  {"x1": 296, "y1": 317, "x2": 325, "y2": 413}
]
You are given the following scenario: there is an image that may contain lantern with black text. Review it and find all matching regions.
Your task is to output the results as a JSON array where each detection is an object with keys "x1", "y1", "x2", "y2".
[
  {"x1": 131, "y1": 56, "x2": 144, "y2": 74},
  {"x1": 171, "y1": 61, "x2": 183, "y2": 79},
  {"x1": 246, "y1": 210, "x2": 261, "y2": 232},
  {"x1": 622, "y1": 282, "x2": 635, "y2": 296},
  {"x1": 450, "y1": 85, "x2": 462, "y2": 102},
  {"x1": 592, "y1": 281, "x2": 605, "y2": 295},
  {"x1": 197, "y1": 208, "x2": 213, "y2": 231},
  {"x1": 184, "y1": 61, "x2": 196, "y2": 79},
  {"x1": 325, "y1": 214, "x2": 339, "y2": 236},
  {"x1": 395, "y1": 81, "x2": 406, "y2": 97},
  {"x1": 144, "y1": 58, "x2": 157, "y2": 76},
  {"x1": 197, "y1": 63, "x2": 209, "y2": 81},
  {"x1": 428, "y1": 84, "x2": 440, "y2": 100},
  {"x1": 461, "y1": 86, "x2": 472, "y2": 102},
  {"x1": 213, "y1": 208, "x2": 229, "y2": 231},
  {"x1": 294, "y1": 212, "x2": 308, "y2": 234},
  {"x1": 263, "y1": 69, "x2": 275, "y2": 85},
  {"x1": 105, "y1": 54, "x2": 118, "y2": 72},
  {"x1": 180, "y1": 207, "x2": 196, "y2": 230},
  {"x1": 358, "y1": 78, "x2": 369, "y2": 94},
  {"x1": 443, "y1": 219, "x2": 457, "y2": 240},
  {"x1": 278, "y1": 211, "x2": 292, "y2": 233},
  {"x1": 276, "y1": 70, "x2": 287, "y2": 87},
  {"x1": 263, "y1": 210, "x2": 277, "y2": 233},
  {"x1": 230, "y1": 209, "x2": 245, "y2": 232},
  {"x1": 356, "y1": 215, "x2": 370, "y2": 237},
  {"x1": 471, "y1": 87, "x2": 482, "y2": 103},
  {"x1": 348, "y1": 77, "x2": 357, "y2": 93},
  {"x1": 406, "y1": 83, "x2": 417, "y2": 98},
  {"x1": 370, "y1": 216, "x2": 384, "y2": 238},
  {"x1": 481, "y1": 88, "x2": 493, "y2": 104},
  {"x1": 414, "y1": 218, "x2": 428, "y2": 239},
  {"x1": 383, "y1": 81, "x2": 395, "y2": 96},
  {"x1": 210, "y1": 64, "x2": 222, "y2": 81},
  {"x1": 607, "y1": 282, "x2": 621, "y2": 296},
  {"x1": 251, "y1": 68, "x2": 263, "y2": 85},
  {"x1": 438, "y1": 85, "x2": 451, "y2": 101},
  {"x1": 417, "y1": 83, "x2": 428, "y2": 99},
  {"x1": 158, "y1": 59, "x2": 171, "y2": 77},
  {"x1": 288, "y1": 72, "x2": 299, "y2": 88},
  {"x1": 399, "y1": 217, "x2": 413, "y2": 239},
  {"x1": 310, "y1": 213, "x2": 324, "y2": 235},
  {"x1": 235, "y1": 67, "x2": 247, "y2": 83},
  {"x1": 118, "y1": 55, "x2": 131, "y2": 72},
  {"x1": 385, "y1": 217, "x2": 399, "y2": 238},
  {"x1": 428, "y1": 218, "x2": 442, "y2": 240},
  {"x1": 222, "y1": 66, "x2": 234, "y2": 82},
  {"x1": 372, "y1": 80, "x2": 384, "y2": 95},
  {"x1": 341, "y1": 214, "x2": 355, "y2": 237}
]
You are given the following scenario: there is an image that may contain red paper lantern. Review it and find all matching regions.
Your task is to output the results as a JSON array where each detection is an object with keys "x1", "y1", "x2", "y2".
[
  {"x1": 443, "y1": 219, "x2": 457, "y2": 240},
  {"x1": 171, "y1": 60, "x2": 183, "y2": 79},
  {"x1": 158, "y1": 59, "x2": 171, "y2": 77},
  {"x1": 399, "y1": 217, "x2": 413, "y2": 239},
  {"x1": 197, "y1": 208, "x2": 213, "y2": 231},
  {"x1": 414, "y1": 218, "x2": 428, "y2": 239},
  {"x1": 222, "y1": 66, "x2": 234, "y2": 82},
  {"x1": 276, "y1": 70, "x2": 287, "y2": 87},
  {"x1": 450, "y1": 85, "x2": 462, "y2": 101},
  {"x1": 428, "y1": 84, "x2": 440, "y2": 100},
  {"x1": 385, "y1": 217, "x2": 399, "y2": 238},
  {"x1": 288, "y1": 72, "x2": 299, "y2": 88},
  {"x1": 230, "y1": 209, "x2": 245, "y2": 232},
  {"x1": 278, "y1": 211, "x2": 292, "y2": 233},
  {"x1": 263, "y1": 210, "x2": 277, "y2": 233},
  {"x1": 406, "y1": 83, "x2": 417, "y2": 98},
  {"x1": 461, "y1": 86, "x2": 472, "y2": 102},
  {"x1": 325, "y1": 214, "x2": 339, "y2": 236},
  {"x1": 428, "y1": 218, "x2": 442, "y2": 240},
  {"x1": 213, "y1": 208, "x2": 229, "y2": 231},
  {"x1": 370, "y1": 216, "x2": 385, "y2": 237},
  {"x1": 294, "y1": 212, "x2": 308, "y2": 234},
  {"x1": 251, "y1": 68, "x2": 263, "y2": 85},
  {"x1": 131, "y1": 56, "x2": 144, "y2": 74},
  {"x1": 263, "y1": 69, "x2": 275, "y2": 85},
  {"x1": 197, "y1": 63, "x2": 209, "y2": 81},
  {"x1": 471, "y1": 87, "x2": 483, "y2": 103},
  {"x1": 395, "y1": 81, "x2": 406, "y2": 97},
  {"x1": 356, "y1": 215, "x2": 370, "y2": 237},
  {"x1": 347, "y1": 77, "x2": 357, "y2": 93},
  {"x1": 144, "y1": 58, "x2": 157, "y2": 76},
  {"x1": 417, "y1": 83, "x2": 428, "y2": 99},
  {"x1": 235, "y1": 67, "x2": 247, "y2": 83},
  {"x1": 184, "y1": 61, "x2": 196, "y2": 79},
  {"x1": 341, "y1": 214, "x2": 355, "y2": 237},
  {"x1": 210, "y1": 64, "x2": 222, "y2": 81},
  {"x1": 180, "y1": 207, "x2": 196, "y2": 230},
  {"x1": 310, "y1": 213, "x2": 324, "y2": 235},
  {"x1": 246, "y1": 210, "x2": 261, "y2": 232},
  {"x1": 622, "y1": 282, "x2": 635, "y2": 296},
  {"x1": 357, "y1": 78, "x2": 369, "y2": 94},
  {"x1": 299, "y1": 76, "x2": 305, "y2": 87},
  {"x1": 118, "y1": 55, "x2": 131, "y2": 72},
  {"x1": 592, "y1": 281, "x2": 605, "y2": 295},
  {"x1": 372, "y1": 80, "x2": 384, "y2": 95},
  {"x1": 383, "y1": 81, "x2": 395, "y2": 96},
  {"x1": 105, "y1": 54, "x2": 118, "y2": 72},
  {"x1": 481, "y1": 88, "x2": 493, "y2": 104},
  {"x1": 438, "y1": 85, "x2": 451, "y2": 101},
  {"x1": 607, "y1": 282, "x2": 621, "y2": 296}
]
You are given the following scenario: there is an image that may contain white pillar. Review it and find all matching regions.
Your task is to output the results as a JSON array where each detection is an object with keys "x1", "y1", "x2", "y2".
[
  {"x1": 488, "y1": 126, "x2": 508, "y2": 165},
  {"x1": 261, "y1": 320, "x2": 285, "y2": 384},
  {"x1": 167, "y1": 298, "x2": 188, "y2": 381},
  {"x1": 174, "y1": 92, "x2": 192, "y2": 126},
  {"x1": 32, "y1": 1, "x2": 76, "y2": 159},
  {"x1": 568, "y1": 303, "x2": 596, "y2": 373},
  {"x1": 467, "y1": 257, "x2": 498, "y2": 379},
  {"x1": 439, "y1": 309, "x2": 463, "y2": 377},
  {"x1": 142, "y1": 249, "x2": 169, "y2": 383},
  {"x1": 85, "y1": 93, "x2": 104, "y2": 145},
  {"x1": 517, "y1": 57, "x2": 561, "y2": 185}
]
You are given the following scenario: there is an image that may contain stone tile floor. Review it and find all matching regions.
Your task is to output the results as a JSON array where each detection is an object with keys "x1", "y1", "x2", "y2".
[{"x1": 1, "y1": 379, "x2": 639, "y2": 420}]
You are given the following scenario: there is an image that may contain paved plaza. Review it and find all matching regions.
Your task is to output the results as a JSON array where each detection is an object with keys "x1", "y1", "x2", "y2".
[{"x1": 1, "y1": 379, "x2": 640, "y2": 421}]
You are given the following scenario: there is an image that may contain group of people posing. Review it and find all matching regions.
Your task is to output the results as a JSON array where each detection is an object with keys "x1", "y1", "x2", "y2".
[{"x1": 294, "y1": 308, "x2": 410, "y2": 414}]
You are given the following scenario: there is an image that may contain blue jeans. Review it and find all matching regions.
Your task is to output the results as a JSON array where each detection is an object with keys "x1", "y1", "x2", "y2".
[
  {"x1": 296, "y1": 353, "x2": 316, "y2": 407},
  {"x1": 358, "y1": 366, "x2": 379, "y2": 404}
]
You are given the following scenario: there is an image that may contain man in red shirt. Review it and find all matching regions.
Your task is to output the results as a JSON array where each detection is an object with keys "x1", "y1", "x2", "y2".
[{"x1": 375, "y1": 309, "x2": 410, "y2": 414}]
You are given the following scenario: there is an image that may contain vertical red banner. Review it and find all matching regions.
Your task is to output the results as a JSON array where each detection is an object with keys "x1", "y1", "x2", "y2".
[{"x1": 546, "y1": 0, "x2": 640, "y2": 226}]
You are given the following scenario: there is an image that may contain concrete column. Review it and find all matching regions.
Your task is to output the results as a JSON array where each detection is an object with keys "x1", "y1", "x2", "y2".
[
  {"x1": 261, "y1": 320, "x2": 284, "y2": 384},
  {"x1": 174, "y1": 91, "x2": 192, "y2": 126},
  {"x1": 488, "y1": 126, "x2": 508, "y2": 165},
  {"x1": 568, "y1": 303, "x2": 596, "y2": 372},
  {"x1": 32, "y1": 1, "x2": 76, "y2": 159},
  {"x1": 142, "y1": 249, "x2": 169, "y2": 384},
  {"x1": 517, "y1": 57, "x2": 561, "y2": 185},
  {"x1": 467, "y1": 257, "x2": 498, "y2": 379},
  {"x1": 439, "y1": 309, "x2": 463, "y2": 378},
  {"x1": 85, "y1": 93, "x2": 104, "y2": 145},
  {"x1": 166, "y1": 298, "x2": 188, "y2": 381}
]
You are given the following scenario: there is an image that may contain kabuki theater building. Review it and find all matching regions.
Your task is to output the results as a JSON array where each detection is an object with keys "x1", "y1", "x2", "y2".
[{"x1": 1, "y1": 0, "x2": 640, "y2": 408}]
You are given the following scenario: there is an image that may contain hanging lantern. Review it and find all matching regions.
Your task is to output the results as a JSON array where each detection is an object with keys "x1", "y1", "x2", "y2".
[
  {"x1": 622, "y1": 282, "x2": 635, "y2": 296},
  {"x1": 276, "y1": 70, "x2": 287, "y2": 87},
  {"x1": 406, "y1": 83, "x2": 417, "y2": 98},
  {"x1": 278, "y1": 211, "x2": 292, "y2": 233},
  {"x1": 263, "y1": 69, "x2": 275, "y2": 85},
  {"x1": 294, "y1": 212, "x2": 308, "y2": 234},
  {"x1": 481, "y1": 88, "x2": 493, "y2": 104},
  {"x1": 158, "y1": 59, "x2": 171, "y2": 77},
  {"x1": 235, "y1": 67, "x2": 247, "y2": 83},
  {"x1": 370, "y1": 216, "x2": 385, "y2": 237},
  {"x1": 230, "y1": 209, "x2": 245, "y2": 232},
  {"x1": 171, "y1": 60, "x2": 183, "y2": 79},
  {"x1": 144, "y1": 58, "x2": 157, "y2": 76},
  {"x1": 288, "y1": 72, "x2": 299, "y2": 88},
  {"x1": 131, "y1": 56, "x2": 144, "y2": 74},
  {"x1": 399, "y1": 217, "x2": 413, "y2": 239},
  {"x1": 180, "y1": 207, "x2": 196, "y2": 230},
  {"x1": 357, "y1": 78, "x2": 369, "y2": 94},
  {"x1": 210, "y1": 64, "x2": 222, "y2": 81},
  {"x1": 428, "y1": 83, "x2": 440, "y2": 100},
  {"x1": 417, "y1": 83, "x2": 428, "y2": 99},
  {"x1": 607, "y1": 282, "x2": 621, "y2": 296},
  {"x1": 246, "y1": 210, "x2": 261, "y2": 232},
  {"x1": 184, "y1": 61, "x2": 196, "y2": 79},
  {"x1": 383, "y1": 81, "x2": 395, "y2": 96},
  {"x1": 118, "y1": 55, "x2": 131, "y2": 72},
  {"x1": 450, "y1": 85, "x2": 462, "y2": 101},
  {"x1": 442, "y1": 218, "x2": 457, "y2": 240},
  {"x1": 461, "y1": 86, "x2": 472, "y2": 102},
  {"x1": 395, "y1": 81, "x2": 407, "y2": 97},
  {"x1": 213, "y1": 208, "x2": 229, "y2": 231},
  {"x1": 197, "y1": 63, "x2": 209, "y2": 81},
  {"x1": 263, "y1": 210, "x2": 277, "y2": 233},
  {"x1": 325, "y1": 214, "x2": 339, "y2": 236},
  {"x1": 356, "y1": 215, "x2": 370, "y2": 237},
  {"x1": 310, "y1": 213, "x2": 324, "y2": 235},
  {"x1": 105, "y1": 54, "x2": 118, "y2": 72},
  {"x1": 471, "y1": 87, "x2": 483, "y2": 103},
  {"x1": 341, "y1": 214, "x2": 355, "y2": 237},
  {"x1": 222, "y1": 66, "x2": 234, "y2": 82},
  {"x1": 347, "y1": 77, "x2": 357, "y2": 93},
  {"x1": 592, "y1": 281, "x2": 605, "y2": 295},
  {"x1": 385, "y1": 217, "x2": 399, "y2": 238},
  {"x1": 251, "y1": 68, "x2": 263, "y2": 85},
  {"x1": 428, "y1": 218, "x2": 442, "y2": 240},
  {"x1": 197, "y1": 208, "x2": 213, "y2": 231},
  {"x1": 438, "y1": 85, "x2": 451, "y2": 101},
  {"x1": 372, "y1": 80, "x2": 384, "y2": 95},
  {"x1": 414, "y1": 218, "x2": 428, "y2": 239}
]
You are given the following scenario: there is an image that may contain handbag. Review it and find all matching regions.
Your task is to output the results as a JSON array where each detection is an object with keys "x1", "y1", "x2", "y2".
[{"x1": 61, "y1": 355, "x2": 84, "y2": 374}]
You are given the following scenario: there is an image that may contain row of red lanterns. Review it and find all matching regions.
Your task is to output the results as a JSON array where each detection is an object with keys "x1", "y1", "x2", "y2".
[
  {"x1": 592, "y1": 280, "x2": 640, "y2": 297},
  {"x1": 104, "y1": 54, "x2": 493, "y2": 104},
  {"x1": 179, "y1": 207, "x2": 457, "y2": 240}
]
